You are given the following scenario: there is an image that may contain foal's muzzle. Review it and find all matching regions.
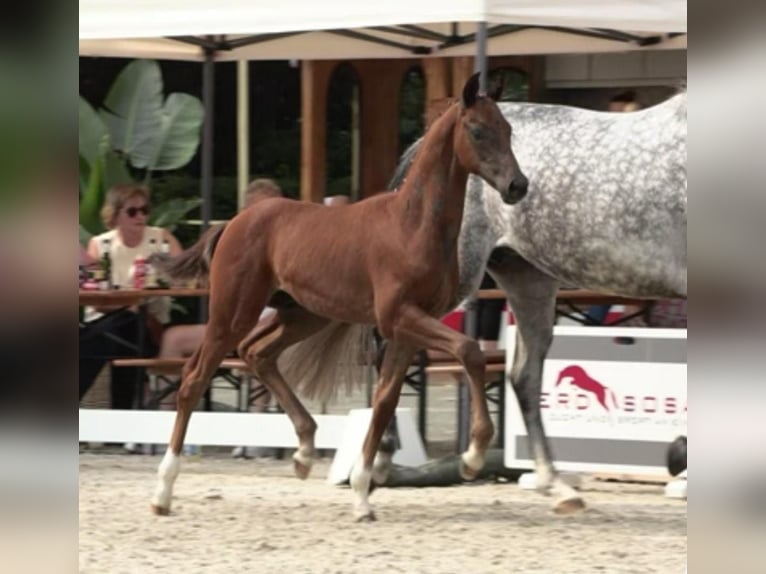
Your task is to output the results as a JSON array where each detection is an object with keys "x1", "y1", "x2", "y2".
[{"x1": 502, "y1": 173, "x2": 529, "y2": 204}]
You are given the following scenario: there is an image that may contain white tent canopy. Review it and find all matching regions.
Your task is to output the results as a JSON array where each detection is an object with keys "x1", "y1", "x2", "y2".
[
  {"x1": 79, "y1": 0, "x2": 686, "y2": 61},
  {"x1": 79, "y1": 0, "x2": 686, "y2": 223}
]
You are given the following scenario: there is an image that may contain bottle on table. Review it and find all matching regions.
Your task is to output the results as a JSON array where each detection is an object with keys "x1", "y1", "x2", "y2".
[
  {"x1": 156, "y1": 238, "x2": 172, "y2": 288},
  {"x1": 145, "y1": 238, "x2": 159, "y2": 288},
  {"x1": 99, "y1": 238, "x2": 113, "y2": 290}
]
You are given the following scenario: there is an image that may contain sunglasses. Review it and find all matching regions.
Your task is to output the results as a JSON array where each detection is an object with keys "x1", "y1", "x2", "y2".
[{"x1": 125, "y1": 205, "x2": 150, "y2": 218}]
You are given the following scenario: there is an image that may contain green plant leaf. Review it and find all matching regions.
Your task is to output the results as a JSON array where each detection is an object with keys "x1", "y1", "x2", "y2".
[
  {"x1": 79, "y1": 153, "x2": 105, "y2": 235},
  {"x1": 79, "y1": 224, "x2": 94, "y2": 247},
  {"x1": 99, "y1": 60, "x2": 163, "y2": 164},
  {"x1": 79, "y1": 97, "x2": 108, "y2": 166},
  {"x1": 149, "y1": 197, "x2": 202, "y2": 232},
  {"x1": 102, "y1": 149, "x2": 133, "y2": 190},
  {"x1": 79, "y1": 154, "x2": 91, "y2": 197},
  {"x1": 139, "y1": 93, "x2": 204, "y2": 171}
]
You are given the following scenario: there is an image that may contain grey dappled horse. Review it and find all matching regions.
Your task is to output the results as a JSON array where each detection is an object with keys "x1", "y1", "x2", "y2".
[{"x1": 388, "y1": 90, "x2": 687, "y2": 512}]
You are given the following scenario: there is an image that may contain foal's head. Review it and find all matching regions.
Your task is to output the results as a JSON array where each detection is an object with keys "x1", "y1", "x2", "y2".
[{"x1": 454, "y1": 73, "x2": 528, "y2": 204}]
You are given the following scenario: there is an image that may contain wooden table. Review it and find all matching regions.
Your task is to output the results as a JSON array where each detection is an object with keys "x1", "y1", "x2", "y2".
[
  {"x1": 79, "y1": 288, "x2": 209, "y2": 409},
  {"x1": 78, "y1": 287, "x2": 208, "y2": 307}
]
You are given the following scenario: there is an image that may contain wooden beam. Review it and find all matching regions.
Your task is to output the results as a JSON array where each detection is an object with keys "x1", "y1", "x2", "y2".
[
  {"x1": 355, "y1": 60, "x2": 415, "y2": 197},
  {"x1": 300, "y1": 60, "x2": 334, "y2": 202}
]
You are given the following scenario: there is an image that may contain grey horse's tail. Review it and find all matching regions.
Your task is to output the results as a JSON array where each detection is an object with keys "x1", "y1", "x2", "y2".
[
  {"x1": 387, "y1": 137, "x2": 422, "y2": 190},
  {"x1": 277, "y1": 322, "x2": 377, "y2": 404},
  {"x1": 149, "y1": 224, "x2": 226, "y2": 285},
  {"x1": 666, "y1": 435, "x2": 687, "y2": 477}
]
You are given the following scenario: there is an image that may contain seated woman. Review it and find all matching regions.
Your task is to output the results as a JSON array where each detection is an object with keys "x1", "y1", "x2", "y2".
[{"x1": 79, "y1": 183, "x2": 182, "y2": 409}]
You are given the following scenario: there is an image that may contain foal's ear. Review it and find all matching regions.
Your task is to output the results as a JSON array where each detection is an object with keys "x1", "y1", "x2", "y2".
[
  {"x1": 461, "y1": 72, "x2": 481, "y2": 109},
  {"x1": 489, "y1": 77, "x2": 505, "y2": 102}
]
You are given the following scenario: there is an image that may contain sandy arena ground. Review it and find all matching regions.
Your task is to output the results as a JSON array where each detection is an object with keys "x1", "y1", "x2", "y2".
[{"x1": 79, "y1": 453, "x2": 686, "y2": 574}]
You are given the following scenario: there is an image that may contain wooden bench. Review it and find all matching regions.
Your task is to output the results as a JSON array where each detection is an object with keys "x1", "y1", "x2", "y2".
[
  {"x1": 111, "y1": 357, "x2": 256, "y2": 411},
  {"x1": 111, "y1": 357, "x2": 248, "y2": 374}
]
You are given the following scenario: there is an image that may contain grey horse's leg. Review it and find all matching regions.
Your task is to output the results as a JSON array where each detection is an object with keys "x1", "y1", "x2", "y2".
[{"x1": 488, "y1": 250, "x2": 585, "y2": 513}]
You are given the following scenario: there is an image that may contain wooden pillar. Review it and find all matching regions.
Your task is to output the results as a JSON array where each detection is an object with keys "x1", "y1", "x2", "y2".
[
  {"x1": 300, "y1": 60, "x2": 335, "y2": 203},
  {"x1": 355, "y1": 60, "x2": 413, "y2": 197},
  {"x1": 451, "y1": 56, "x2": 475, "y2": 96},
  {"x1": 422, "y1": 58, "x2": 452, "y2": 126}
]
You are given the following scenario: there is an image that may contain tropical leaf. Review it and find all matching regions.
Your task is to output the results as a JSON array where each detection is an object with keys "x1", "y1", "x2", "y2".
[
  {"x1": 78, "y1": 153, "x2": 104, "y2": 235},
  {"x1": 149, "y1": 197, "x2": 202, "y2": 231},
  {"x1": 136, "y1": 93, "x2": 204, "y2": 171},
  {"x1": 79, "y1": 224, "x2": 94, "y2": 247},
  {"x1": 99, "y1": 60, "x2": 163, "y2": 163},
  {"x1": 79, "y1": 97, "x2": 108, "y2": 165},
  {"x1": 79, "y1": 154, "x2": 91, "y2": 197},
  {"x1": 102, "y1": 149, "x2": 133, "y2": 190}
]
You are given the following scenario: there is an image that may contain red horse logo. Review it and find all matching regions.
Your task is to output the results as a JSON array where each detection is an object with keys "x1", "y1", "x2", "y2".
[{"x1": 555, "y1": 365, "x2": 616, "y2": 412}]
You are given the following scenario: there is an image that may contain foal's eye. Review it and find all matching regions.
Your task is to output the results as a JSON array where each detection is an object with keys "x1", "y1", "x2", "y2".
[{"x1": 469, "y1": 125, "x2": 484, "y2": 140}]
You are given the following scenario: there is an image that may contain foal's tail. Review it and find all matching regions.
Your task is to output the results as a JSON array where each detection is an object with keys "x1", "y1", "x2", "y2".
[
  {"x1": 277, "y1": 322, "x2": 377, "y2": 404},
  {"x1": 150, "y1": 224, "x2": 226, "y2": 285}
]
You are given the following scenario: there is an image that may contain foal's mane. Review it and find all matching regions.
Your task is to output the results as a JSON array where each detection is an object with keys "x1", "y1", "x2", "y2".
[{"x1": 387, "y1": 99, "x2": 463, "y2": 192}]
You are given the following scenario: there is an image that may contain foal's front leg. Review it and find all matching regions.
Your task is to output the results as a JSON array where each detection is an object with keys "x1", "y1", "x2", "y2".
[
  {"x1": 350, "y1": 341, "x2": 415, "y2": 521},
  {"x1": 393, "y1": 306, "x2": 494, "y2": 479}
]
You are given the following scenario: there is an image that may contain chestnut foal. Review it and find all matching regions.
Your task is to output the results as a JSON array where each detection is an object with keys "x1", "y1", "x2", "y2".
[{"x1": 151, "y1": 73, "x2": 528, "y2": 520}]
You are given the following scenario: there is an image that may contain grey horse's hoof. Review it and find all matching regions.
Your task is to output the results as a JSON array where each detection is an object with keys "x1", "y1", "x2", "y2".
[
  {"x1": 355, "y1": 511, "x2": 377, "y2": 523},
  {"x1": 150, "y1": 504, "x2": 171, "y2": 516},
  {"x1": 553, "y1": 496, "x2": 586, "y2": 515}
]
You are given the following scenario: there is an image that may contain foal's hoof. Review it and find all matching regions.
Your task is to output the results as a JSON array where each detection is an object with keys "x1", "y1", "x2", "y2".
[
  {"x1": 355, "y1": 511, "x2": 377, "y2": 523},
  {"x1": 150, "y1": 504, "x2": 171, "y2": 516},
  {"x1": 459, "y1": 447, "x2": 484, "y2": 481},
  {"x1": 293, "y1": 459, "x2": 313, "y2": 480},
  {"x1": 459, "y1": 462, "x2": 479, "y2": 481},
  {"x1": 459, "y1": 459, "x2": 481, "y2": 482},
  {"x1": 553, "y1": 496, "x2": 586, "y2": 515}
]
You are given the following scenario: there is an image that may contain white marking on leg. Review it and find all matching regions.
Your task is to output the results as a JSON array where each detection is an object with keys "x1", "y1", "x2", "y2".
[
  {"x1": 349, "y1": 457, "x2": 374, "y2": 521},
  {"x1": 371, "y1": 451, "x2": 392, "y2": 485},
  {"x1": 292, "y1": 446, "x2": 313, "y2": 469},
  {"x1": 151, "y1": 448, "x2": 181, "y2": 513},
  {"x1": 534, "y1": 455, "x2": 555, "y2": 493},
  {"x1": 461, "y1": 442, "x2": 485, "y2": 473}
]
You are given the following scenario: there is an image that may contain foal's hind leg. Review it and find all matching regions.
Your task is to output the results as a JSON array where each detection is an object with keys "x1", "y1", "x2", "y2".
[
  {"x1": 238, "y1": 307, "x2": 330, "y2": 479},
  {"x1": 489, "y1": 258, "x2": 585, "y2": 514},
  {"x1": 350, "y1": 341, "x2": 415, "y2": 521},
  {"x1": 150, "y1": 326, "x2": 241, "y2": 515}
]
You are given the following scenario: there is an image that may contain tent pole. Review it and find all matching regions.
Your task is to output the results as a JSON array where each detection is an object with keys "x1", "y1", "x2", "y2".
[
  {"x1": 201, "y1": 47, "x2": 215, "y2": 232},
  {"x1": 474, "y1": 21, "x2": 488, "y2": 92},
  {"x1": 199, "y1": 46, "x2": 215, "y2": 324},
  {"x1": 459, "y1": 20, "x2": 488, "y2": 452},
  {"x1": 237, "y1": 60, "x2": 250, "y2": 210}
]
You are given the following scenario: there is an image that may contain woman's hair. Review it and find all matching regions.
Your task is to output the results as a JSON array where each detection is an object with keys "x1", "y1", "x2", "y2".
[
  {"x1": 244, "y1": 178, "x2": 282, "y2": 207},
  {"x1": 100, "y1": 183, "x2": 151, "y2": 229}
]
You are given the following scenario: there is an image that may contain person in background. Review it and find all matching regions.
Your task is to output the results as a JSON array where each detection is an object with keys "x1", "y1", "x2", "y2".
[
  {"x1": 607, "y1": 90, "x2": 641, "y2": 112},
  {"x1": 79, "y1": 183, "x2": 183, "y2": 414},
  {"x1": 159, "y1": 178, "x2": 283, "y2": 359}
]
